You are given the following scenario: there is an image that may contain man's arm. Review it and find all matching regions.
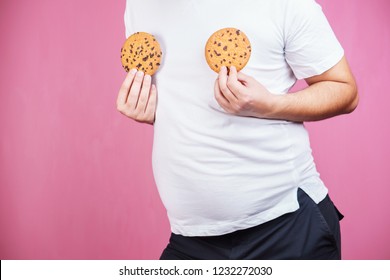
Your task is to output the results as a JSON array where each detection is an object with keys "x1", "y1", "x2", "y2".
[{"x1": 214, "y1": 56, "x2": 358, "y2": 122}]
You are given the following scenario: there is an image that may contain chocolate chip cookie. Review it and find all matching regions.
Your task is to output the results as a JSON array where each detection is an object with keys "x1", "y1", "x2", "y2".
[
  {"x1": 205, "y1": 28, "x2": 251, "y2": 73},
  {"x1": 121, "y1": 32, "x2": 162, "y2": 75}
]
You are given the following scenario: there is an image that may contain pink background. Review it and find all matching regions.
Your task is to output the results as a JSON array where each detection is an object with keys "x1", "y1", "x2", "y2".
[{"x1": 0, "y1": 0, "x2": 389, "y2": 260}]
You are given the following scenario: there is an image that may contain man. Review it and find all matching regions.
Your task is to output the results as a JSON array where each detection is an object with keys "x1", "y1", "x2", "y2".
[{"x1": 116, "y1": 0, "x2": 358, "y2": 259}]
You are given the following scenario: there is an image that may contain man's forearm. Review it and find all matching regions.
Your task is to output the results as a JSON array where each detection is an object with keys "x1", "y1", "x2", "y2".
[{"x1": 266, "y1": 80, "x2": 358, "y2": 122}]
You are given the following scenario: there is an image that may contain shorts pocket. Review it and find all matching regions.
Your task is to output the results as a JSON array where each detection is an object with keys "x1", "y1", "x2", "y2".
[
  {"x1": 297, "y1": 188, "x2": 341, "y2": 259},
  {"x1": 316, "y1": 194, "x2": 343, "y2": 256}
]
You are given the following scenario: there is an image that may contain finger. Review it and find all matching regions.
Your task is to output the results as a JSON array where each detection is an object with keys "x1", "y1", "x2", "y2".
[
  {"x1": 117, "y1": 68, "x2": 137, "y2": 107},
  {"x1": 144, "y1": 84, "x2": 157, "y2": 122},
  {"x1": 227, "y1": 66, "x2": 244, "y2": 93},
  {"x1": 127, "y1": 71, "x2": 144, "y2": 110},
  {"x1": 214, "y1": 78, "x2": 232, "y2": 111},
  {"x1": 134, "y1": 74, "x2": 152, "y2": 115},
  {"x1": 218, "y1": 66, "x2": 238, "y2": 102}
]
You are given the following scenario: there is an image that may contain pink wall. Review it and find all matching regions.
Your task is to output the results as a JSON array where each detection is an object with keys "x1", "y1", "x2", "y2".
[{"x1": 0, "y1": 0, "x2": 389, "y2": 260}]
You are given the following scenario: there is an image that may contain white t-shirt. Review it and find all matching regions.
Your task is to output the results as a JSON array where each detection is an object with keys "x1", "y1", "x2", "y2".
[{"x1": 124, "y1": 0, "x2": 344, "y2": 236}]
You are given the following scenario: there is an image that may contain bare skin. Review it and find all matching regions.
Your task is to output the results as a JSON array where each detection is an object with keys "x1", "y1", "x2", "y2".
[
  {"x1": 116, "y1": 69, "x2": 157, "y2": 125},
  {"x1": 214, "y1": 56, "x2": 358, "y2": 122},
  {"x1": 117, "y1": 56, "x2": 358, "y2": 123}
]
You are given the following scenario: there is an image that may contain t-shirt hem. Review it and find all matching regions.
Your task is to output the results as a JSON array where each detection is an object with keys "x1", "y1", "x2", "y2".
[
  {"x1": 169, "y1": 181, "x2": 329, "y2": 237},
  {"x1": 170, "y1": 200, "x2": 300, "y2": 237}
]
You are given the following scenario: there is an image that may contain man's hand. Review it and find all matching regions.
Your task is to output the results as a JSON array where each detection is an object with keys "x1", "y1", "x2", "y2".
[
  {"x1": 116, "y1": 69, "x2": 157, "y2": 125},
  {"x1": 214, "y1": 66, "x2": 277, "y2": 119}
]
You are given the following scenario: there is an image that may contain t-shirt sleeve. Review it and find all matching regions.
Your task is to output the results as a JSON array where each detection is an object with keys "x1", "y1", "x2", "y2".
[{"x1": 284, "y1": 0, "x2": 344, "y2": 79}]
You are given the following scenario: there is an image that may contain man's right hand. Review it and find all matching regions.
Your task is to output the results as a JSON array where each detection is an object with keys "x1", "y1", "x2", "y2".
[{"x1": 116, "y1": 69, "x2": 157, "y2": 125}]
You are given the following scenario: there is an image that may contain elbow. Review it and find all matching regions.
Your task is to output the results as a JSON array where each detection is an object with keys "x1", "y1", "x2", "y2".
[
  {"x1": 347, "y1": 93, "x2": 359, "y2": 114},
  {"x1": 344, "y1": 82, "x2": 359, "y2": 114}
]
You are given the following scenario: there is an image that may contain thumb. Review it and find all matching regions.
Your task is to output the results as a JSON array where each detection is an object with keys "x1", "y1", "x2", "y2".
[{"x1": 236, "y1": 71, "x2": 253, "y2": 85}]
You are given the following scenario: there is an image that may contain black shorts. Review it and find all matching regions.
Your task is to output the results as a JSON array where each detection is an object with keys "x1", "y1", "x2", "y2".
[{"x1": 160, "y1": 188, "x2": 344, "y2": 260}]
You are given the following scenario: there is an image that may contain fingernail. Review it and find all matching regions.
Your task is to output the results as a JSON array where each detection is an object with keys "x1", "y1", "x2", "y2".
[
  {"x1": 130, "y1": 68, "x2": 137, "y2": 74},
  {"x1": 136, "y1": 71, "x2": 144, "y2": 77}
]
